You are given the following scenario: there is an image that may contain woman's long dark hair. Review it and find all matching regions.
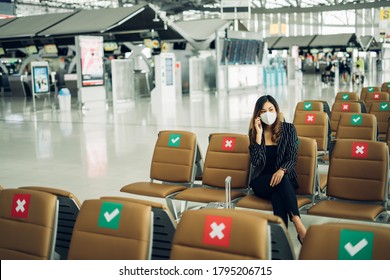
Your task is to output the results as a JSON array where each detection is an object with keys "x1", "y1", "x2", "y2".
[{"x1": 249, "y1": 95, "x2": 282, "y2": 144}]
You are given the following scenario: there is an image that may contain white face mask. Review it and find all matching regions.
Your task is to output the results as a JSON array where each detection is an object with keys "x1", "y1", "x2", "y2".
[{"x1": 260, "y1": 111, "x2": 277, "y2": 125}]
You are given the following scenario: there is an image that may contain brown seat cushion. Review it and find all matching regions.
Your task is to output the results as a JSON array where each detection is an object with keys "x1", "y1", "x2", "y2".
[
  {"x1": 68, "y1": 199, "x2": 153, "y2": 260},
  {"x1": 120, "y1": 130, "x2": 198, "y2": 199},
  {"x1": 0, "y1": 188, "x2": 58, "y2": 259},
  {"x1": 170, "y1": 208, "x2": 270, "y2": 260},
  {"x1": 307, "y1": 200, "x2": 385, "y2": 221},
  {"x1": 299, "y1": 223, "x2": 390, "y2": 259}
]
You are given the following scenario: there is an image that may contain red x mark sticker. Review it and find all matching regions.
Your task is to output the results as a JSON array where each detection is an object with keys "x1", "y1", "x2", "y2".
[
  {"x1": 222, "y1": 137, "x2": 236, "y2": 151},
  {"x1": 203, "y1": 215, "x2": 232, "y2": 247},
  {"x1": 11, "y1": 194, "x2": 31, "y2": 218},
  {"x1": 352, "y1": 142, "x2": 368, "y2": 158},
  {"x1": 373, "y1": 93, "x2": 380, "y2": 100},
  {"x1": 341, "y1": 103, "x2": 350, "y2": 111},
  {"x1": 305, "y1": 114, "x2": 316, "y2": 124}
]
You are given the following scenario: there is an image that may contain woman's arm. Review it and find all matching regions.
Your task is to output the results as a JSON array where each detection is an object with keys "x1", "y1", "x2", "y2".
[
  {"x1": 248, "y1": 129, "x2": 266, "y2": 168},
  {"x1": 249, "y1": 141, "x2": 266, "y2": 167},
  {"x1": 279, "y1": 123, "x2": 298, "y2": 174}
]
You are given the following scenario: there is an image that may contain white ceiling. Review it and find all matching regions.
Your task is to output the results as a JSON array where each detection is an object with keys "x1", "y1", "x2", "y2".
[{"x1": 13, "y1": 0, "x2": 388, "y2": 16}]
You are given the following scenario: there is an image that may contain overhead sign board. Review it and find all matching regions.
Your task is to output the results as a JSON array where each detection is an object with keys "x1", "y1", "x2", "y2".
[{"x1": 221, "y1": 0, "x2": 251, "y2": 20}]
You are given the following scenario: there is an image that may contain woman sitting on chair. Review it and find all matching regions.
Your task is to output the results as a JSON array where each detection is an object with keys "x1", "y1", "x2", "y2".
[{"x1": 248, "y1": 95, "x2": 306, "y2": 244}]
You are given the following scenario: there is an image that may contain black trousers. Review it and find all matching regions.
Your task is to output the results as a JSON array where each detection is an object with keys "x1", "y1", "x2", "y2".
[{"x1": 250, "y1": 174, "x2": 300, "y2": 227}]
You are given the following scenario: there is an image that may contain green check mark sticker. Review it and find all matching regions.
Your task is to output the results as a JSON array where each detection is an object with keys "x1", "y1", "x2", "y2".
[
  {"x1": 380, "y1": 102, "x2": 389, "y2": 111},
  {"x1": 350, "y1": 114, "x2": 362, "y2": 125},
  {"x1": 342, "y1": 94, "x2": 349, "y2": 100},
  {"x1": 98, "y1": 202, "x2": 123, "y2": 229},
  {"x1": 304, "y1": 102, "x2": 312, "y2": 110},
  {"x1": 338, "y1": 229, "x2": 374, "y2": 260},
  {"x1": 168, "y1": 134, "x2": 181, "y2": 147},
  {"x1": 368, "y1": 87, "x2": 374, "y2": 92}
]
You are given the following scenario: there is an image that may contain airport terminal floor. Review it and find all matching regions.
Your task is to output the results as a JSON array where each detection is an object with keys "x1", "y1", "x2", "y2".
[{"x1": 1, "y1": 71, "x2": 390, "y2": 259}]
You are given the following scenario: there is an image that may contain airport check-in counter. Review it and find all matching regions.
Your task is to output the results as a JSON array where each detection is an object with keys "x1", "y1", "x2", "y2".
[
  {"x1": 8, "y1": 75, "x2": 27, "y2": 97},
  {"x1": 64, "y1": 74, "x2": 78, "y2": 97}
]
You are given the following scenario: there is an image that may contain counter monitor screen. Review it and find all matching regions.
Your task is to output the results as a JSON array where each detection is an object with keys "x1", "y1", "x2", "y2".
[
  {"x1": 25, "y1": 45, "x2": 38, "y2": 55},
  {"x1": 44, "y1": 44, "x2": 58, "y2": 54},
  {"x1": 103, "y1": 42, "x2": 118, "y2": 52},
  {"x1": 165, "y1": 57, "x2": 173, "y2": 86}
]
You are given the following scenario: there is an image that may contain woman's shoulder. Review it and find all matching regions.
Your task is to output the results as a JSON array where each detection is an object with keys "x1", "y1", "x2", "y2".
[
  {"x1": 281, "y1": 121, "x2": 296, "y2": 130},
  {"x1": 281, "y1": 122, "x2": 297, "y2": 136}
]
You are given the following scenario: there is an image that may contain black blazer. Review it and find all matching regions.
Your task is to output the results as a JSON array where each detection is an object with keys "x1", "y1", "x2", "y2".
[{"x1": 249, "y1": 122, "x2": 298, "y2": 183}]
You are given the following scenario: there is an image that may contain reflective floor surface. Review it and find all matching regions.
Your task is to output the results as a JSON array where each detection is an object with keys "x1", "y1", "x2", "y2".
[{"x1": 1, "y1": 71, "x2": 389, "y2": 257}]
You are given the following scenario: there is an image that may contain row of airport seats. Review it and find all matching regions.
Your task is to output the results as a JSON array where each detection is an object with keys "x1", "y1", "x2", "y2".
[
  {"x1": 359, "y1": 82, "x2": 390, "y2": 142},
  {"x1": 293, "y1": 90, "x2": 390, "y2": 158},
  {"x1": 1, "y1": 186, "x2": 390, "y2": 260},
  {"x1": 123, "y1": 126, "x2": 319, "y2": 218},
  {"x1": 0, "y1": 187, "x2": 155, "y2": 260},
  {"x1": 293, "y1": 88, "x2": 390, "y2": 195},
  {"x1": 0, "y1": 186, "x2": 297, "y2": 260},
  {"x1": 335, "y1": 89, "x2": 389, "y2": 141},
  {"x1": 290, "y1": 92, "x2": 384, "y2": 198},
  {"x1": 382, "y1": 81, "x2": 390, "y2": 148},
  {"x1": 294, "y1": 92, "x2": 390, "y2": 148},
  {"x1": 362, "y1": 83, "x2": 390, "y2": 139},
  {"x1": 120, "y1": 131, "x2": 316, "y2": 217},
  {"x1": 118, "y1": 130, "x2": 389, "y2": 223},
  {"x1": 0, "y1": 186, "x2": 173, "y2": 260}
]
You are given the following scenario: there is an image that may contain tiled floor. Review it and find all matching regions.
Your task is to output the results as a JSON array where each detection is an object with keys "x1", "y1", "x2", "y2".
[{"x1": 1, "y1": 71, "x2": 389, "y2": 258}]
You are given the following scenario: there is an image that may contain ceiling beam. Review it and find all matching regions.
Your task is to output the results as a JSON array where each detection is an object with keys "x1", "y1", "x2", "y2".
[
  {"x1": 15, "y1": 1, "x2": 111, "y2": 10},
  {"x1": 251, "y1": 1, "x2": 260, "y2": 8},
  {"x1": 172, "y1": 0, "x2": 390, "y2": 14},
  {"x1": 285, "y1": 1, "x2": 295, "y2": 7},
  {"x1": 13, "y1": 0, "x2": 390, "y2": 16},
  {"x1": 259, "y1": 0, "x2": 265, "y2": 8}
]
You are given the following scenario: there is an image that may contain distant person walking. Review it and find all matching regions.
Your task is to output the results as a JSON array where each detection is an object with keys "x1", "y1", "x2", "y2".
[{"x1": 356, "y1": 56, "x2": 365, "y2": 74}]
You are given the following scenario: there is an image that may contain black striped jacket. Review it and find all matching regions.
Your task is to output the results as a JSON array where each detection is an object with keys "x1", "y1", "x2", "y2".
[{"x1": 249, "y1": 122, "x2": 298, "y2": 183}]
